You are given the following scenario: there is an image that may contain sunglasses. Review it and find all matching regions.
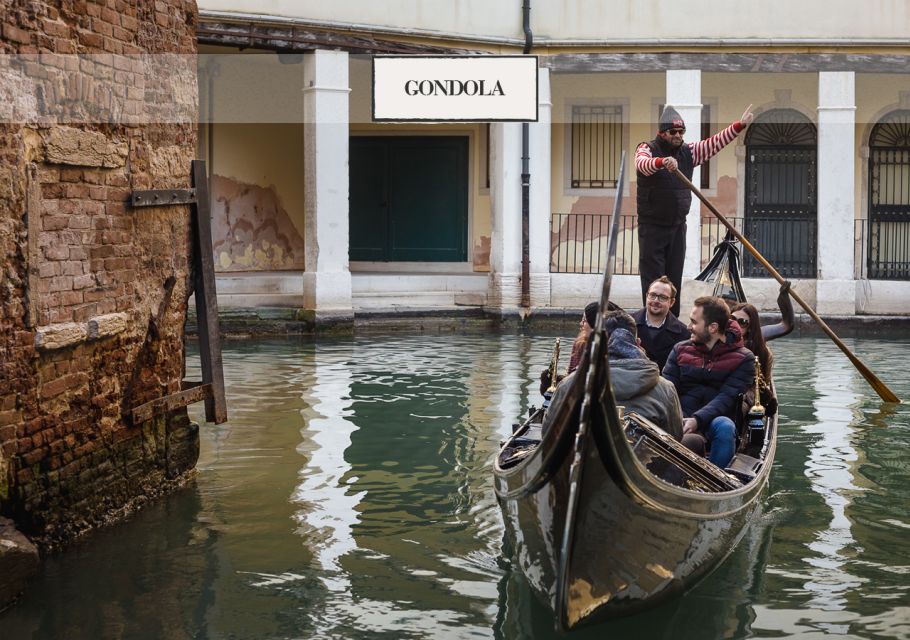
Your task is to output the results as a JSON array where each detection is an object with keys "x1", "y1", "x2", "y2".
[
  {"x1": 666, "y1": 128, "x2": 685, "y2": 135},
  {"x1": 734, "y1": 316, "x2": 750, "y2": 327}
]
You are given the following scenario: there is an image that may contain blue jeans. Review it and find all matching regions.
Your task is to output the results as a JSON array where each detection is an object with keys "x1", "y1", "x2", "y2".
[{"x1": 706, "y1": 416, "x2": 736, "y2": 468}]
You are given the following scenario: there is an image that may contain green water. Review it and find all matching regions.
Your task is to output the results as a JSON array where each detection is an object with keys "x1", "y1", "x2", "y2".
[{"x1": 2, "y1": 333, "x2": 910, "y2": 639}]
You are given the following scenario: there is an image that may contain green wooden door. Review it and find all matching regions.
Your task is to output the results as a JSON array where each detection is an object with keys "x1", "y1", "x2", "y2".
[{"x1": 350, "y1": 136, "x2": 468, "y2": 262}]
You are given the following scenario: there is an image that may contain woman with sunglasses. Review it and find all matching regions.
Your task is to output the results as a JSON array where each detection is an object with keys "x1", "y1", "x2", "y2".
[
  {"x1": 729, "y1": 281, "x2": 795, "y2": 378},
  {"x1": 729, "y1": 281, "x2": 794, "y2": 414}
]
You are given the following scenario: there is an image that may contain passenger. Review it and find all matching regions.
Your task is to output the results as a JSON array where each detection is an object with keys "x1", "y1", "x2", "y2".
[
  {"x1": 730, "y1": 280, "x2": 796, "y2": 348},
  {"x1": 603, "y1": 309, "x2": 683, "y2": 440},
  {"x1": 631, "y1": 275, "x2": 689, "y2": 371},
  {"x1": 662, "y1": 296, "x2": 755, "y2": 468},
  {"x1": 728, "y1": 284, "x2": 792, "y2": 417},
  {"x1": 539, "y1": 301, "x2": 599, "y2": 396},
  {"x1": 541, "y1": 307, "x2": 683, "y2": 441},
  {"x1": 567, "y1": 301, "x2": 600, "y2": 374}
]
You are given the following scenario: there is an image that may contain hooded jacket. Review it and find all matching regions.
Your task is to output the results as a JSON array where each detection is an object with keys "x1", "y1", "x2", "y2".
[
  {"x1": 608, "y1": 329, "x2": 683, "y2": 440},
  {"x1": 662, "y1": 319, "x2": 755, "y2": 431}
]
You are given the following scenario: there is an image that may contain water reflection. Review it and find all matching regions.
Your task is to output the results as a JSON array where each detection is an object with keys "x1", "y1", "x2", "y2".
[
  {"x1": 801, "y1": 342, "x2": 866, "y2": 610},
  {"x1": 1, "y1": 334, "x2": 909, "y2": 639}
]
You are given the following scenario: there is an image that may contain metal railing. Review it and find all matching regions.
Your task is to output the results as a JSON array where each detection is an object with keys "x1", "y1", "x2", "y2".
[
  {"x1": 550, "y1": 213, "x2": 638, "y2": 274},
  {"x1": 551, "y1": 213, "x2": 751, "y2": 276}
]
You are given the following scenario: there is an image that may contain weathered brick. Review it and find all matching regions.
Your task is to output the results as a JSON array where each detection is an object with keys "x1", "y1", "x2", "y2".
[
  {"x1": 77, "y1": 30, "x2": 103, "y2": 49},
  {"x1": 59, "y1": 168, "x2": 82, "y2": 182},
  {"x1": 3, "y1": 23, "x2": 32, "y2": 44},
  {"x1": 68, "y1": 215, "x2": 91, "y2": 230},
  {"x1": 43, "y1": 214, "x2": 69, "y2": 231},
  {"x1": 43, "y1": 245, "x2": 70, "y2": 261},
  {"x1": 92, "y1": 18, "x2": 113, "y2": 37},
  {"x1": 72, "y1": 274, "x2": 94, "y2": 289},
  {"x1": 37, "y1": 262, "x2": 59, "y2": 278}
]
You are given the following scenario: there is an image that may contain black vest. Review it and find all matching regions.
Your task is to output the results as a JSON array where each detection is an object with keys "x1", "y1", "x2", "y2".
[{"x1": 636, "y1": 138, "x2": 694, "y2": 226}]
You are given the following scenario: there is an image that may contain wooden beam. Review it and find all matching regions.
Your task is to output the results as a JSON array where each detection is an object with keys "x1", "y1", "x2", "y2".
[
  {"x1": 131, "y1": 383, "x2": 213, "y2": 424},
  {"x1": 191, "y1": 160, "x2": 228, "y2": 424},
  {"x1": 197, "y1": 21, "x2": 471, "y2": 55},
  {"x1": 542, "y1": 52, "x2": 910, "y2": 74}
]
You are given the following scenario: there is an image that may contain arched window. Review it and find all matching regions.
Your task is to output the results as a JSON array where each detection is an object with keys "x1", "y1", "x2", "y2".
[
  {"x1": 744, "y1": 109, "x2": 817, "y2": 278},
  {"x1": 868, "y1": 110, "x2": 910, "y2": 280}
]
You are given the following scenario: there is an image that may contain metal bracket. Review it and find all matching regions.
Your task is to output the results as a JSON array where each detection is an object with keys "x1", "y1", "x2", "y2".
[{"x1": 130, "y1": 189, "x2": 197, "y2": 208}]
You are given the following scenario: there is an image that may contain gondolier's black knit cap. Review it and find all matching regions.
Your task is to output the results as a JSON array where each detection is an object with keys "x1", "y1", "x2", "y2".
[{"x1": 659, "y1": 105, "x2": 686, "y2": 132}]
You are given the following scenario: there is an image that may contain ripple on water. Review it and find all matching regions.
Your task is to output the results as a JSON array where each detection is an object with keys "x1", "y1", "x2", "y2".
[{"x1": 3, "y1": 334, "x2": 910, "y2": 640}]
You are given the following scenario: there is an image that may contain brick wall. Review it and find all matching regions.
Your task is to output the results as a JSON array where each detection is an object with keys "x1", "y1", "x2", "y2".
[{"x1": 1, "y1": 0, "x2": 200, "y2": 546}]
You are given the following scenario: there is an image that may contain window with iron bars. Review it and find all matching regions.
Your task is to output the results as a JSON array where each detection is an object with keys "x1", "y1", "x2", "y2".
[{"x1": 570, "y1": 105, "x2": 623, "y2": 189}]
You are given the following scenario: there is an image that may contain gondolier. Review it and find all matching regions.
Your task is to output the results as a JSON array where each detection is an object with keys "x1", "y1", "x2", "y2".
[{"x1": 636, "y1": 104, "x2": 754, "y2": 317}]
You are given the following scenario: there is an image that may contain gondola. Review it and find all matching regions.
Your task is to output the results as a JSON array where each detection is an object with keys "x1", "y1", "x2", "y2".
[{"x1": 493, "y1": 156, "x2": 779, "y2": 632}]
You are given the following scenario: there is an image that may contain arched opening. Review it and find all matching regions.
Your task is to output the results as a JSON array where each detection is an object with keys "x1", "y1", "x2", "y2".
[
  {"x1": 744, "y1": 109, "x2": 817, "y2": 278},
  {"x1": 867, "y1": 110, "x2": 910, "y2": 280}
]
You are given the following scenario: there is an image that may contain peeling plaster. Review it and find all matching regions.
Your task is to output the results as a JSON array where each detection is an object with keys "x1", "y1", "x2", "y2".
[{"x1": 211, "y1": 175, "x2": 305, "y2": 272}]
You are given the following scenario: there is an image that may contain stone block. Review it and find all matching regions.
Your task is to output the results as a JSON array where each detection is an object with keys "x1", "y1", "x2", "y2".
[
  {"x1": 0, "y1": 517, "x2": 39, "y2": 612},
  {"x1": 87, "y1": 312, "x2": 128, "y2": 340},
  {"x1": 35, "y1": 322, "x2": 87, "y2": 350},
  {"x1": 41, "y1": 126, "x2": 128, "y2": 168}
]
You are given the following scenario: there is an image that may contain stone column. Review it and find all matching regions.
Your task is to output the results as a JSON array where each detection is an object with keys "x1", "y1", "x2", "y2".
[
  {"x1": 488, "y1": 122, "x2": 523, "y2": 313},
  {"x1": 816, "y1": 72, "x2": 856, "y2": 315},
  {"x1": 665, "y1": 70, "x2": 703, "y2": 280},
  {"x1": 303, "y1": 50, "x2": 352, "y2": 321},
  {"x1": 529, "y1": 68, "x2": 553, "y2": 308}
]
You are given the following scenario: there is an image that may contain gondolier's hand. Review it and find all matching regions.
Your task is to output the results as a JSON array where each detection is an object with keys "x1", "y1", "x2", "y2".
[
  {"x1": 741, "y1": 104, "x2": 754, "y2": 127},
  {"x1": 662, "y1": 157, "x2": 678, "y2": 172},
  {"x1": 780, "y1": 279, "x2": 791, "y2": 293},
  {"x1": 682, "y1": 417, "x2": 698, "y2": 434}
]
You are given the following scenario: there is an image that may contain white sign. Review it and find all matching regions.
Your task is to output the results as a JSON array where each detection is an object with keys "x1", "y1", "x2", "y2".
[{"x1": 373, "y1": 56, "x2": 538, "y2": 122}]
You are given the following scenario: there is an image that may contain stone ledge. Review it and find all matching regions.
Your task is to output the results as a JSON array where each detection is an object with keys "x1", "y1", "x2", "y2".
[
  {"x1": 87, "y1": 312, "x2": 128, "y2": 340},
  {"x1": 36, "y1": 312, "x2": 129, "y2": 351},
  {"x1": 41, "y1": 126, "x2": 128, "y2": 168}
]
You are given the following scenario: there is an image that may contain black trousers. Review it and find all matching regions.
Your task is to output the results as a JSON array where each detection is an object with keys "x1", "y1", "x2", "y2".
[{"x1": 638, "y1": 221, "x2": 686, "y2": 318}]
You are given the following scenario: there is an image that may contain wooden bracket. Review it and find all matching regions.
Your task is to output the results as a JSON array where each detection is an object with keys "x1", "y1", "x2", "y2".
[
  {"x1": 126, "y1": 160, "x2": 227, "y2": 425},
  {"x1": 190, "y1": 160, "x2": 228, "y2": 424},
  {"x1": 132, "y1": 382, "x2": 213, "y2": 424}
]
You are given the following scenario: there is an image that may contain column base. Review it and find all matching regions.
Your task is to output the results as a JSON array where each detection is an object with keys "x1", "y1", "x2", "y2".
[
  {"x1": 487, "y1": 273, "x2": 522, "y2": 311},
  {"x1": 529, "y1": 272, "x2": 551, "y2": 309},
  {"x1": 303, "y1": 271, "x2": 353, "y2": 319},
  {"x1": 816, "y1": 279, "x2": 855, "y2": 316}
]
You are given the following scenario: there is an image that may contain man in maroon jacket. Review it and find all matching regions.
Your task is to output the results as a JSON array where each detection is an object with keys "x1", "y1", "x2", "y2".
[{"x1": 662, "y1": 296, "x2": 754, "y2": 468}]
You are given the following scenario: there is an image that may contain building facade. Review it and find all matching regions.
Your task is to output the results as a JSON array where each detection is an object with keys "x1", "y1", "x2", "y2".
[{"x1": 195, "y1": 0, "x2": 910, "y2": 318}]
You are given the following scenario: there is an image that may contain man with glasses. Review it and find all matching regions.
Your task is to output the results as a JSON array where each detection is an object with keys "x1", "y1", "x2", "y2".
[
  {"x1": 632, "y1": 276, "x2": 688, "y2": 371},
  {"x1": 635, "y1": 104, "x2": 755, "y2": 317}
]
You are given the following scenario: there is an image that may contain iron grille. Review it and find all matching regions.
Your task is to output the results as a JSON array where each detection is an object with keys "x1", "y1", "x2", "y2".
[
  {"x1": 867, "y1": 110, "x2": 910, "y2": 280},
  {"x1": 570, "y1": 106, "x2": 622, "y2": 189},
  {"x1": 744, "y1": 110, "x2": 817, "y2": 278}
]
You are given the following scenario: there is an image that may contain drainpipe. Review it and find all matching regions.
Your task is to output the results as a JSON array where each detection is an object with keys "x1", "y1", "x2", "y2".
[{"x1": 520, "y1": 0, "x2": 532, "y2": 310}]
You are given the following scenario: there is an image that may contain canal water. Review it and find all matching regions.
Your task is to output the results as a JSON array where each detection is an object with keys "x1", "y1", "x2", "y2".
[{"x1": 3, "y1": 332, "x2": 910, "y2": 639}]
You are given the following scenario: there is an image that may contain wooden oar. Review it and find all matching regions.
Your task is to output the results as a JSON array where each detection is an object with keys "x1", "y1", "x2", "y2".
[{"x1": 674, "y1": 169, "x2": 900, "y2": 404}]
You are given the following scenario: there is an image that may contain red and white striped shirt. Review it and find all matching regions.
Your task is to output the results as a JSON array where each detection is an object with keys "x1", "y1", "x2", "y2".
[{"x1": 635, "y1": 121, "x2": 745, "y2": 176}]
